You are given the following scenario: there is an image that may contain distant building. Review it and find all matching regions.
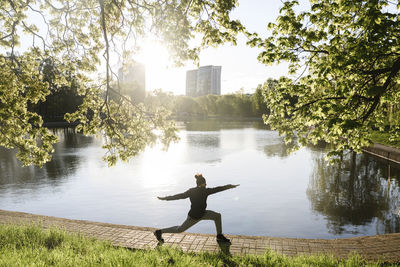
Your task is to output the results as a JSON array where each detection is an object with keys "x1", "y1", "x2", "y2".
[
  {"x1": 186, "y1": 69, "x2": 198, "y2": 96},
  {"x1": 118, "y1": 62, "x2": 146, "y2": 102},
  {"x1": 186, "y1": 65, "x2": 221, "y2": 97}
]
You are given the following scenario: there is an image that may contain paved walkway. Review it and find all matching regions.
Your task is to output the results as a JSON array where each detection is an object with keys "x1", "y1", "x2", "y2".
[{"x1": 1, "y1": 210, "x2": 399, "y2": 263}]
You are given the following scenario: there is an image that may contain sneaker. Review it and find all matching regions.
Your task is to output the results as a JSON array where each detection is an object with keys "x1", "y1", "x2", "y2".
[
  {"x1": 154, "y1": 230, "x2": 164, "y2": 243},
  {"x1": 216, "y1": 234, "x2": 230, "y2": 243}
]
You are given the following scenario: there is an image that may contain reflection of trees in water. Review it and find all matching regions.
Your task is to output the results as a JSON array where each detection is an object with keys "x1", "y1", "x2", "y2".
[
  {"x1": 184, "y1": 119, "x2": 263, "y2": 131},
  {"x1": 262, "y1": 142, "x2": 295, "y2": 158},
  {"x1": 186, "y1": 134, "x2": 220, "y2": 148},
  {"x1": 0, "y1": 130, "x2": 94, "y2": 189},
  {"x1": 251, "y1": 121, "x2": 269, "y2": 130},
  {"x1": 185, "y1": 120, "x2": 222, "y2": 131},
  {"x1": 307, "y1": 152, "x2": 400, "y2": 235},
  {"x1": 261, "y1": 137, "x2": 327, "y2": 159},
  {"x1": 52, "y1": 128, "x2": 95, "y2": 149},
  {"x1": 182, "y1": 133, "x2": 221, "y2": 164}
]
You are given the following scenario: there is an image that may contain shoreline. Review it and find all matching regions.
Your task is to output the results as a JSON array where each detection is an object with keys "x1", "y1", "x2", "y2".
[
  {"x1": 43, "y1": 121, "x2": 79, "y2": 128},
  {"x1": 362, "y1": 143, "x2": 400, "y2": 165}
]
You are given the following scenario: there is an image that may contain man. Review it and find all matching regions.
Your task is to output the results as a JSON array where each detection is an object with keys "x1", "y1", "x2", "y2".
[{"x1": 154, "y1": 173, "x2": 239, "y2": 243}]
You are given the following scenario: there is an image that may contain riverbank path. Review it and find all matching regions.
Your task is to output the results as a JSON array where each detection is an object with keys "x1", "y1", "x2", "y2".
[{"x1": 1, "y1": 209, "x2": 399, "y2": 263}]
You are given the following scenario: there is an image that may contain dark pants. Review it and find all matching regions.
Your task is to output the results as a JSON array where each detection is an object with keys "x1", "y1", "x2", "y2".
[{"x1": 161, "y1": 210, "x2": 222, "y2": 234}]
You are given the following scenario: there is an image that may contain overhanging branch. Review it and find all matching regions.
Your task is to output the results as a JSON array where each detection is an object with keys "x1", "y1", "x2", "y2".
[{"x1": 361, "y1": 56, "x2": 400, "y2": 121}]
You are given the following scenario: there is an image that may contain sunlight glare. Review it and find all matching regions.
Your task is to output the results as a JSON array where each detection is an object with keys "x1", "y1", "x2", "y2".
[
  {"x1": 136, "y1": 40, "x2": 188, "y2": 94},
  {"x1": 138, "y1": 40, "x2": 170, "y2": 70},
  {"x1": 137, "y1": 141, "x2": 184, "y2": 189}
]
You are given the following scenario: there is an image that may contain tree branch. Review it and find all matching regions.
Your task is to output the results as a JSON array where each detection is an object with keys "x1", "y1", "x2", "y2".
[
  {"x1": 361, "y1": 56, "x2": 400, "y2": 121},
  {"x1": 293, "y1": 96, "x2": 345, "y2": 112},
  {"x1": 99, "y1": 0, "x2": 110, "y2": 102},
  {"x1": 361, "y1": 67, "x2": 392, "y2": 75},
  {"x1": 291, "y1": 46, "x2": 329, "y2": 55},
  {"x1": 0, "y1": 21, "x2": 17, "y2": 41}
]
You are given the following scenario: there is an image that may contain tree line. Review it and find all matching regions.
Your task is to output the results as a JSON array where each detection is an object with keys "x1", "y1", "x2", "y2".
[
  {"x1": 144, "y1": 85, "x2": 270, "y2": 119},
  {"x1": 32, "y1": 84, "x2": 268, "y2": 122}
]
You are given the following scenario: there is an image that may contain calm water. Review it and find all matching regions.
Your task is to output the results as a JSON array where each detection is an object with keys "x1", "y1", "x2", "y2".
[{"x1": 0, "y1": 120, "x2": 399, "y2": 239}]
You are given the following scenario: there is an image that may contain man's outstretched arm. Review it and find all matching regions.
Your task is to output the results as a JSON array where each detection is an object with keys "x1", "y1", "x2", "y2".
[
  {"x1": 157, "y1": 190, "x2": 190, "y2": 201},
  {"x1": 207, "y1": 184, "x2": 239, "y2": 195}
]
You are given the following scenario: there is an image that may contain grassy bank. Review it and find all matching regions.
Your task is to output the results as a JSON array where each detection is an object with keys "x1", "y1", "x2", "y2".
[
  {"x1": 370, "y1": 131, "x2": 400, "y2": 149},
  {"x1": 0, "y1": 224, "x2": 393, "y2": 267}
]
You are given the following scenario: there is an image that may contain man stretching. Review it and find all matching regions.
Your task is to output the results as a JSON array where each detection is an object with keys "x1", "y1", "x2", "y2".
[{"x1": 154, "y1": 173, "x2": 239, "y2": 243}]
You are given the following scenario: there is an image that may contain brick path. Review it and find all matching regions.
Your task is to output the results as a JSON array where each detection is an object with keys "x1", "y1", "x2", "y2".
[{"x1": 1, "y1": 209, "x2": 399, "y2": 263}]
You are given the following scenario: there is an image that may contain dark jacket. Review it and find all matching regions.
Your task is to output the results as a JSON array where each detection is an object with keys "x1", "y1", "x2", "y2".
[{"x1": 164, "y1": 185, "x2": 234, "y2": 219}]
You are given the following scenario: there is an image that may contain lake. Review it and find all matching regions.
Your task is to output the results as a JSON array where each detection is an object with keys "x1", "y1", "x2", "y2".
[{"x1": 0, "y1": 120, "x2": 399, "y2": 238}]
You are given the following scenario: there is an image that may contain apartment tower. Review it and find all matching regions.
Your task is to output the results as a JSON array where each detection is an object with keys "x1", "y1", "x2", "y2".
[{"x1": 186, "y1": 65, "x2": 221, "y2": 96}]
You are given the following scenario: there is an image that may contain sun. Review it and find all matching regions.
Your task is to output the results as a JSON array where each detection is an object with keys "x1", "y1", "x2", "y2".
[
  {"x1": 136, "y1": 40, "x2": 186, "y2": 95},
  {"x1": 138, "y1": 40, "x2": 170, "y2": 69}
]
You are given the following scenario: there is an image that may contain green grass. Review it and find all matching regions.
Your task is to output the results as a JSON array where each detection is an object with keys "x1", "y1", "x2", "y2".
[
  {"x1": 0, "y1": 224, "x2": 395, "y2": 266},
  {"x1": 370, "y1": 131, "x2": 400, "y2": 149}
]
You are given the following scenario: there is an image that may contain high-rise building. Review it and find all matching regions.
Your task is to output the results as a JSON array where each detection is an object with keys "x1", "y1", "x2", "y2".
[
  {"x1": 118, "y1": 62, "x2": 146, "y2": 102},
  {"x1": 186, "y1": 65, "x2": 221, "y2": 96},
  {"x1": 186, "y1": 69, "x2": 198, "y2": 97}
]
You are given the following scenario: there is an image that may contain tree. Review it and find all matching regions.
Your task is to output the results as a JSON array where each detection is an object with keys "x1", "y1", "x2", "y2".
[
  {"x1": 174, "y1": 95, "x2": 205, "y2": 117},
  {"x1": 144, "y1": 89, "x2": 175, "y2": 112},
  {"x1": 232, "y1": 90, "x2": 252, "y2": 117},
  {"x1": 31, "y1": 58, "x2": 83, "y2": 122},
  {"x1": 216, "y1": 94, "x2": 236, "y2": 115},
  {"x1": 0, "y1": 50, "x2": 57, "y2": 166},
  {"x1": 249, "y1": 0, "x2": 400, "y2": 157},
  {"x1": 0, "y1": 0, "x2": 245, "y2": 166},
  {"x1": 250, "y1": 84, "x2": 269, "y2": 116}
]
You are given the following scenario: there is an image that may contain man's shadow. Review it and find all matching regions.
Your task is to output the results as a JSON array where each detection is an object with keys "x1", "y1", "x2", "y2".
[
  {"x1": 217, "y1": 240, "x2": 231, "y2": 255},
  {"x1": 156, "y1": 240, "x2": 231, "y2": 255},
  {"x1": 156, "y1": 241, "x2": 232, "y2": 256}
]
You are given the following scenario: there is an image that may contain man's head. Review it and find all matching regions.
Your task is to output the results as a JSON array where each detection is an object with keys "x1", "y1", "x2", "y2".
[{"x1": 195, "y1": 173, "x2": 206, "y2": 187}]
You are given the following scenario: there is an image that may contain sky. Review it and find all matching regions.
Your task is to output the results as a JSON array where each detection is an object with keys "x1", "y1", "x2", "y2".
[
  {"x1": 13, "y1": 0, "x2": 308, "y2": 96},
  {"x1": 141, "y1": 0, "x2": 294, "y2": 95}
]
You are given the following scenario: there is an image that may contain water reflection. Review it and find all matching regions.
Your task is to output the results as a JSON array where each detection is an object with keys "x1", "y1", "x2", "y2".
[
  {"x1": 52, "y1": 128, "x2": 95, "y2": 149},
  {"x1": 186, "y1": 133, "x2": 220, "y2": 148},
  {"x1": 183, "y1": 119, "x2": 266, "y2": 131},
  {"x1": 182, "y1": 132, "x2": 221, "y2": 164},
  {"x1": 0, "y1": 129, "x2": 94, "y2": 190},
  {"x1": 262, "y1": 142, "x2": 294, "y2": 158},
  {"x1": 307, "y1": 152, "x2": 400, "y2": 235}
]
